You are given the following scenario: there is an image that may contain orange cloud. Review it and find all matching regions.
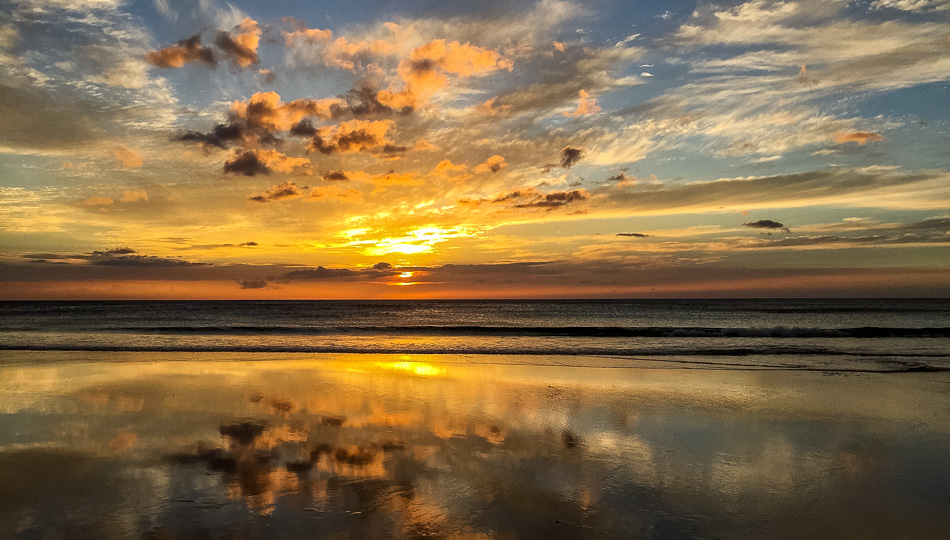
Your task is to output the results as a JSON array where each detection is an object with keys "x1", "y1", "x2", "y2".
[
  {"x1": 474, "y1": 155, "x2": 507, "y2": 174},
  {"x1": 378, "y1": 39, "x2": 512, "y2": 110},
  {"x1": 224, "y1": 149, "x2": 311, "y2": 176},
  {"x1": 229, "y1": 91, "x2": 343, "y2": 131},
  {"x1": 553, "y1": 41, "x2": 566, "y2": 52},
  {"x1": 832, "y1": 131, "x2": 885, "y2": 145},
  {"x1": 476, "y1": 97, "x2": 512, "y2": 117},
  {"x1": 120, "y1": 189, "x2": 148, "y2": 203},
  {"x1": 146, "y1": 34, "x2": 216, "y2": 68},
  {"x1": 563, "y1": 89, "x2": 601, "y2": 117},
  {"x1": 215, "y1": 18, "x2": 261, "y2": 68},
  {"x1": 113, "y1": 145, "x2": 143, "y2": 168},
  {"x1": 308, "y1": 119, "x2": 396, "y2": 154},
  {"x1": 431, "y1": 159, "x2": 468, "y2": 179}
]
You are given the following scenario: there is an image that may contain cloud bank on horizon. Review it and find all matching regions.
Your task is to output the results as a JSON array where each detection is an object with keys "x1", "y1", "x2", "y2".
[{"x1": 0, "y1": 0, "x2": 948, "y2": 298}]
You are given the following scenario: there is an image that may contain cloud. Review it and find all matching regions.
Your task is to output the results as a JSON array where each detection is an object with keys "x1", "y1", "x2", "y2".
[
  {"x1": 307, "y1": 119, "x2": 396, "y2": 154},
  {"x1": 477, "y1": 187, "x2": 590, "y2": 210},
  {"x1": 281, "y1": 266, "x2": 358, "y2": 280},
  {"x1": 120, "y1": 190, "x2": 148, "y2": 203},
  {"x1": 248, "y1": 181, "x2": 305, "y2": 203},
  {"x1": 871, "y1": 0, "x2": 950, "y2": 12},
  {"x1": 214, "y1": 18, "x2": 261, "y2": 68},
  {"x1": 832, "y1": 131, "x2": 885, "y2": 145},
  {"x1": 743, "y1": 219, "x2": 790, "y2": 232},
  {"x1": 563, "y1": 89, "x2": 601, "y2": 117},
  {"x1": 322, "y1": 171, "x2": 349, "y2": 181},
  {"x1": 431, "y1": 159, "x2": 468, "y2": 179},
  {"x1": 173, "y1": 122, "x2": 245, "y2": 150},
  {"x1": 113, "y1": 145, "x2": 143, "y2": 168},
  {"x1": 617, "y1": 233, "x2": 650, "y2": 237},
  {"x1": 224, "y1": 151, "x2": 269, "y2": 176},
  {"x1": 238, "y1": 279, "x2": 268, "y2": 289},
  {"x1": 224, "y1": 149, "x2": 310, "y2": 176},
  {"x1": 146, "y1": 34, "x2": 216, "y2": 68},
  {"x1": 89, "y1": 249, "x2": 210, "y2": 267},
  {"x1": 377, "y1": 39, "x2": 513, "y2": 110},
  {"x1": 559, "y1": 146, "x2": 583, "y2": 168},
  {"x1": 307, "y1": 185, "x2": 363, "y2": 202},
  {"x1": 474, "y1": 155, "x2": 507, "y2": 174},
  {"x1": 231, "y1": 91, "x2": 343, "y2": 132}
]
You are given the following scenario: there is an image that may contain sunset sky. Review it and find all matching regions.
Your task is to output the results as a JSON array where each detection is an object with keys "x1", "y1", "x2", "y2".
[{"x1": 1, "y1": 0, "x2": 948, "y2": 299}]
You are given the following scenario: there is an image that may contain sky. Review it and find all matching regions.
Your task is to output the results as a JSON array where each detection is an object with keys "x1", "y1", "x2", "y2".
[{"x1": 0, "y1": 0, "x2": 948, "y2": 299}]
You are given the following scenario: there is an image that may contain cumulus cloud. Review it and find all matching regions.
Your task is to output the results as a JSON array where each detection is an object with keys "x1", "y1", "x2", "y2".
[
  {"x1": 214, "y1": 18, "x2": 261, "y2": 68},
  {"x1": 225, "y1": 149, "x2": 311, "y2": 176},
  {"x1": 322, "y1": 170, "x2": 349, "y2": 181},
  {"x1": 471, "y1": 187, "x2": 590, "y2": 211},
  {"x1": 307, "y1": 119, "x2": 396, "y2": 154},
  {"x1": 377, "y1": 39, "x2": 513, "y2": 110},
  {"x1": 224, "y1": 151, "x2": 269, "y2": 176},
  {"x1": 474, "y1": 155, "x2": 507, "y2": 174},
  {"x1": 248, "y1": 181, "x2": 305, "y2": 203},
  {"x1": 238, "y1": 279, "x2": 269, "y2": 289},
  {"x1": 431, "y1": 159, "x2": 468, "y2": 179},
  {"x1": 231, "y1": 91, "x2": 343, "y2": 132},
  {"x1": 146, "y1": 34, "x2": 216, "y2": 68}
]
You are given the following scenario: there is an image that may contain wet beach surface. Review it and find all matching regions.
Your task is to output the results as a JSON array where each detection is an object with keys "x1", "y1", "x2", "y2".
[{"x1": 1, "y1": 352, "x2": 949, "y2": 538}]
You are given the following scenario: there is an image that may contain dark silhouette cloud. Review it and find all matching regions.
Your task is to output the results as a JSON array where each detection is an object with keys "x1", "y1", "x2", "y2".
[
  {"x1": 559, "y1": 146, "x2": 583, "y2": 168},
  {"x1": 744, "y1": 220, "x2": 789, "y2": 231},
  {"x1": 323, "y1": 171, "x2": 349, "y2": 181},
  {"x1": 225, "y1": 151, "x2": 270, "y2": 176},
  {"x1": 282, "y1": 266, "x2": 357, "y2": 279},
  {"x1": 373, "y1": 262, "x2": 393, "y2": 270},
  {"x1": 248, "y1": 181, "x2": 304, "y2": 202},
  {"x1": 514, "y1": 190, "x2": 588, "y2": 209},
  {"x1": 241, "y1": 241, "x2": 259, "y2": 246},
  {"x1": 617, "y1": 233, "x2": 650, "y2": 237},
  {"x1": 238, "y1": 279, "x2": 269, "y2": 289},
  {"x1": 289, "y1": 119, "x2": 317, "y2": 137},
  {"x1": 92, "y1": 255, "x2": 209, "y2": 267},
  {"x1": 173, "y1": 123, "x2": 245, "y2": 150}
]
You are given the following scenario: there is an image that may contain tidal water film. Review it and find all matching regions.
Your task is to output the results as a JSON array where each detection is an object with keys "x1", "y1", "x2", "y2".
[{"x1": 1, "y1": 300, "x2": 948, "y2": 538}]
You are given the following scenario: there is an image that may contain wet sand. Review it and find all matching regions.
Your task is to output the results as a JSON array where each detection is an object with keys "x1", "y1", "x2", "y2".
[{"x1": 1, "y1": 351, "x2": 949, "y2": 538}]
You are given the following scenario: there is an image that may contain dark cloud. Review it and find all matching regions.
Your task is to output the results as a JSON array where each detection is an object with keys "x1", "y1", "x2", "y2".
[
  {"x1": 93, "y1": 247, "x2": 136, "y2": 256},
  {"x1": 248, "y1": 181, "x2": 304, "y2": 203},
  {"x1": 241, "y1": 241, "x2": 259, "y2": 246},
  {"x1": 92, "y1": 255, "x2": 209, "y2": 267},
  {"x1": 282, "y1": 266, "x2": 357, "y2": 280},
  {"x1": 310, "y1": 129, "x2": 382, "y2": 155},
  {"x1": 214, "y1": 31, "x2": 258, "y2": 68},
  {"x1": 336, "y1": 85, "x2": 410, "y2": 118},
  {"x1": 376, "y1": 144, "x2": 409, "y2": 158},
  {"x1": 173, "y1": 123, "x2": 245, "y2": 149},
  {"x1": 146, "y1": 34, "x2": 217, "y2": 68},
  {"x1": 559, "y1": 146, "x2": 583, "y2": 169},
  {"x1": 617, "y1": 233, "x2": 650, "y2": 237},
  {"x1": 289, "y1": 119, "x2": 317, "y2": 137},
  {"x1": 373, "y1": 262, "x2": 393, "y2": 270},
  {"x1": 515, "y1": 190, "x2": 588, "y2": 209},
  {"x1": 323, "y1": 171, "x2": 349, "y2": 181},
  {"x1": 225, "y1": 152, "x2": 270, "y2": 176},
  {"x1": 238, "y1": 279, "x2": 269, "y2": 289},
  {"x1": 743, "y1": 220, "x2": 789, "y2": 231},
  {"x1": 607, "y1": 172, "x2": 632, "y2": 183}
]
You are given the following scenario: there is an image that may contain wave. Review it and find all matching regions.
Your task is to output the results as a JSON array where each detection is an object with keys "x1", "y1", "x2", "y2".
[{"x1": 3, "y1": 325, "x2": 948, "y2": 339}]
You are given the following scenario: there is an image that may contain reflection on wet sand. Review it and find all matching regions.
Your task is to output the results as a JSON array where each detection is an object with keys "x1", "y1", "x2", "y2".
[{"x1": 1, "y1": 351, "x2": 949, "y2": 538}]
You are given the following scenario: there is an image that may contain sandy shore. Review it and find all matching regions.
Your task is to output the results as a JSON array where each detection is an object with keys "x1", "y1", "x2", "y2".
[{"x1": 1, "y1": 351, "x2": 948, "y2": 538}]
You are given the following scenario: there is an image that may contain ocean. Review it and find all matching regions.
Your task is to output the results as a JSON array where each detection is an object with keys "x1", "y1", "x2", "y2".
[
  {"x1": 2, "y1": 298, "x2": 948, "y2": 371},
  {"x1": 2, "y1": 299, "x2": 949, "y2": 538}
]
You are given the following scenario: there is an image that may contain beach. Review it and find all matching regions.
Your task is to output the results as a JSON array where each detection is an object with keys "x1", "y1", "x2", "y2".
[{"x1": 2, "y1": 351, "x2": 949, "y2": 538}]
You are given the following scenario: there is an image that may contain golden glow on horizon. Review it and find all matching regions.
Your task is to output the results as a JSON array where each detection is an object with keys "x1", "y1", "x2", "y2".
[{"x1": 375, "y1": 360, "x2": 445, "y2": 377}]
